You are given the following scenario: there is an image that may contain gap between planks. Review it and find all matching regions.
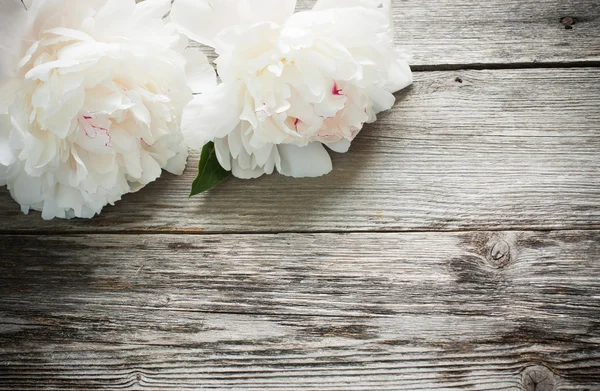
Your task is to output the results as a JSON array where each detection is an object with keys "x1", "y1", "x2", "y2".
[
  {"x1": 413, "y1": 61, "x2": 600, "y2": 72},
  {"x1": 3, "y1": 226, "x2": 600, "y2": 236}
]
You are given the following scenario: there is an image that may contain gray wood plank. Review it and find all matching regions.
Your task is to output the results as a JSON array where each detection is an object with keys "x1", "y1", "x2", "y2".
[
  {"x1": 192, "y1": 0, "x2": 600, "y2": 67},
  {"x1": 0, "y1": 230, "x2": 598, "y2": 390},
  {"x1": 0, "y1": 68, "x2": 599, "y2": 233},
  {"x1": 384, "y1": 0, "x2": 600, "y2": 67}
]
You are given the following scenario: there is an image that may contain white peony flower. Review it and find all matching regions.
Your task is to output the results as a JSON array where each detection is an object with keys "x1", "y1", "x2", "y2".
[
  {"x1": 0, "y1": 0, "x2": 216, "y2": 219},
  {"x1": 172, "y1": 0, "x2": 412, "y2": 179}
]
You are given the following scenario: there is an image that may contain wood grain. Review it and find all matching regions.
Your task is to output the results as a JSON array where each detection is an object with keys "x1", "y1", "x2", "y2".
[
  {"x1": 1, "y1": 68, "x2": 598, "y2": 233},
  {"x1": 191, "y1": 0, "x2": 600, "y2": 68},
  {"x1": 384, "y1": 0, "x2": 600, "y2": 68},
  {"x1": 0, "y1": 230, "x2": 598, "y2": 390},
  {"x1": 1, "y1": 0, "x2": 598, "y2": 389}
]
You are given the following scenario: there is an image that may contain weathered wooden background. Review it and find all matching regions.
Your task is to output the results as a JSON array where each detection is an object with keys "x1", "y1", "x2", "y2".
[{"x1": 1, "y1": 0, "x2": 599, "y2": 390}]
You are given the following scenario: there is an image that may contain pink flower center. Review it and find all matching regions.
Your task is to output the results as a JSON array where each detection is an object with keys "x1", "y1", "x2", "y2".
[{"x1": 332, "y1": 82, "x2": 343, "y2": 96}]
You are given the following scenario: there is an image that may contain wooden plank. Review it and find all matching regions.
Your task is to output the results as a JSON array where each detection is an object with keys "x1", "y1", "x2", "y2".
[
  {"x1": 192, "y1": 0, "x2": 600, "y2": 67},
  {"x1": 0, "y1": 230, "x2": 599, "y2": 389},
  {"x1": 384, "y1": 0, "x2": 600, "y2": 67},
  {"x1": 0, "y1": 68, "x2": 599, "y2": 233}
]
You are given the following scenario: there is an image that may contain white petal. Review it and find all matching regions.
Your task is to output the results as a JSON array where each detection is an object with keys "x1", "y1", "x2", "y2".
[
  {"x1": 164, "y1": 143, "x2": 189, "y2": 175},
  {"x1": 286, "y1": 7, "x2": 389, "y2": 49},
  {"x1": 312, "y1": 0, "x2": 390, "y2": 12},
  {"x1": 231, "y1": 159, "x2": 266, "y2": 179},
  {"x1": 140, "y1": 152, "x2": 163, "y2": 185},
  {"x1": 25, "y1": 59, "x2": 82, "y2": 81},
  {"x1": 0, "y1": 113, "x2": 14, "y2": 166},
  {"x1": 42, "y1": 88, "x2": 85, "y2": 138},
  {"x1": 214, "y1": 136, "x2": 232, "y2": 171},
  {"x1": 184, "y1": 49, "x2": 217, "y2": 93},
  {"x1": 278, "y1": 142, "x2": 332, "y2": 178},
  {"x1": 172, "y1": 0, "x2": 296, "y2": 48},
  {"x1": 227, "y1": 125, "x2": 244, "y2": 159},
  {"x1": 41, "y1": 200, "x2": 63, "y2": 220},
  {"x1": 367, "y1": 87, "x2": 396, "y2": 114},
  {"x1": 94, "y1": 0, "x2": 136, "y2": 29},
  {"x1": 0, "y1": 0, "x2": 27, "y2": 84},
  {"x1": 43, "y1": 27, "x2": 95, "y2": 43},
  {"x1": 326, "y1": 139, "x2": 351, "y2": 153},
  {"x1": 11, "y1": 173, "x2": 43, "y2": 207},
  {"x1": 55, "y1": 185, "x2": 84, "y2": 216},
  {"x1": 239, "y1": 0, "x2": 297, "y2": 27},
  {"x1": 0, "y1": 164, "x2": 7, "y2": 185},
  {"x1": 180, "y1": 82, "x2": 244, "y2": 148},
  {"x1": 135, "y1": 0, "x2": 171, "y2": 20},
  {"x1": 0, "y1": 79, "x2": 18, "y2": 114},
  {"x1": 384, "y1": 56, "x2": 413, "y2": 93},
  {"x1": 121, "y1": 146, "x2": 143, "y2": 179},
  {"x1": 252, "y1": 142, "x2": 277, "y2": 167},
  {"x1": 171, "y1": 0, "x2": 240, "y2": 48}
]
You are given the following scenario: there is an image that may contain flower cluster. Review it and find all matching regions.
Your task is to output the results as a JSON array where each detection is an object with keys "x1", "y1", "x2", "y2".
[
  {"x1": 0, "y1": 0, "x2": 412, "y2": 219},
  {"x1": 173, "y1": 0, "x2": 412, "y2": 179},
  {"x1": 0, "y1": 0, "x2": 215, "y2": 219}
]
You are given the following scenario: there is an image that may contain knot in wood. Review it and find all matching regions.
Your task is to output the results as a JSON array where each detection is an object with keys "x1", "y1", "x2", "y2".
[
  {"x1": 488, "y1": 239, "x2": 510, "y2": 267},
  {"x1": 561, "y1": 16, "x2": 576, "y2": 29},
  {"x1": 521, "y1": 365, "x2": 556, "y2": 391}
]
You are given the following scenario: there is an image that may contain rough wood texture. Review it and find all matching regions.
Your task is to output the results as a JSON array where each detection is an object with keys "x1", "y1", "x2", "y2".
[
  {"x1": 1, "y1": 231, "x2": 599, "y2": 390},
  {"x1": 191, "y1": 0, "x2": 600, "y2": 68},
  {"x1": 1, "y1": 0, "x2": 599, "y2": 389},
  {"x1": 384, "y1": 0, "x2": 600, "y2": 68},
  {"x1": 1, "y1": 68, "x2": 598, "y2": 233}
]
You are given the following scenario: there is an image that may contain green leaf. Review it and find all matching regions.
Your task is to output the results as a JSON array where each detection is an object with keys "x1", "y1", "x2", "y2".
[{"x1": 189, "y1": 142, "x2": 231, "y2": 197}]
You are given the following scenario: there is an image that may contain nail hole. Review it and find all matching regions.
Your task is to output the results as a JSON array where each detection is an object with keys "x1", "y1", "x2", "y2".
[
  {"x1": 454, "y1": 77, "x2": 463, "y2": 83},
  {"x1": 561, "y1": 16, "x2": 576, "y2": 29}
]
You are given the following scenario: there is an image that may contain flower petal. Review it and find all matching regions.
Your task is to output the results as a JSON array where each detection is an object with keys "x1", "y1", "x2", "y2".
[
  {"x1": 367, "y1": 87, "x2": 396, "y2": 114},
  {"x1": 325, "y1": 139, "x2": 351, "y2": 153},
  {"x1": 239, "y1": 0, "x2": 297, "y2": 27},
  {"x1": 0, "y1": 113, "x2": 14, "y2": 166},
  {"x1": 0, "y1": 0, "x2": 27, "y2": 84},
  {"x1": 134, "y1": 0, "x2": 171, "y2": 20},
  {"x1": 312, "y1": 0, "x2": 390, "y2": 12},
  {"x1": 184, "y1": 49, "x2": 217, "y2": 93},
  {"x1": 231, "y1": 159, "x2": 266, "y2": 179},
  {"x1": 214, "y1": 136, "x2": 232, "y2": 171},
  {"x1": 94, "y1": 0, "x2": 137, "y2": 31},
  {"x1": 164, "y1": 142, "x2": 189, "y2": 175},
  {"x1": 0, "y1": 79, "x2": 19, "y2": 114},
  {"x1": 180, "y1": 81, "x2": 244, "y2": 149},
  {"x1": 12, "y1": 173, "x2": 43, "y2": 207},
  {"x1": 285, "y1": 7, "x2": 389, "y2": 49},
  {"x1": 278, "y1": 142, "x2": 332, "y2": 178},
  {"x1": 171, "y1": 0, "x2": 240, "y2": 48},
  {"x1": 384, "y1": 55, "x2": 413, "y2": 93},
  {"x1": 172, "y1": 0, "x2": 297, "y2": 48}
]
